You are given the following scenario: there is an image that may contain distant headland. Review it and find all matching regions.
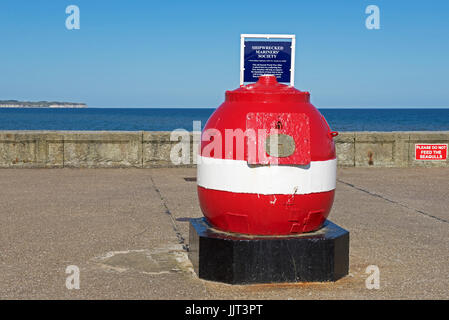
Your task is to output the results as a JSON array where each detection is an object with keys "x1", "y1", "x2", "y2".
[{"x1": 0, "y1": 100, "x2": 87, "y2": 108}]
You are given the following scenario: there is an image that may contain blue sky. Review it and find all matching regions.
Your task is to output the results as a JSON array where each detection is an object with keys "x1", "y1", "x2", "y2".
[{"x1": 0, "y1": 0, "x2": 448, "y2": 108}]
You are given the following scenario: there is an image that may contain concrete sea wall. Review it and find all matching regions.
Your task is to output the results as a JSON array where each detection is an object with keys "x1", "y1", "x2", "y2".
[{"x1": 0, "y1": 131, "x2": 448, "y2": 168}]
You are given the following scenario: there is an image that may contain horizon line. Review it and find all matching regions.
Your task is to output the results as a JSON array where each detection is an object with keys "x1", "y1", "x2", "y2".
[{"x1": 86, "y1": 106, "x2": 449, "y2": 109}]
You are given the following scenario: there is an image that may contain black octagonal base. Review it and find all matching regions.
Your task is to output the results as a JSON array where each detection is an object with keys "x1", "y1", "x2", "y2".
[{"x1": 188, "y1": 218, "x2": 349, "y2": 284}]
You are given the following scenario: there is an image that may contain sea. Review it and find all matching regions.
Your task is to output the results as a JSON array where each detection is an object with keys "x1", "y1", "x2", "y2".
[{"x1": 0, "y1": 108, "x2": 448, "y2": 131}]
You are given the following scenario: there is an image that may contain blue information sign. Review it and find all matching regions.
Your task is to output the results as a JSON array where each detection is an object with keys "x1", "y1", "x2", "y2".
[{"x1": 244, "y1": 41, "x2": 292, "y2": 83}]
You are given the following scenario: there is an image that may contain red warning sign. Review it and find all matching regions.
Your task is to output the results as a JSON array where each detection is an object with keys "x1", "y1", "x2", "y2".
[{"x1": 415, "y1": 144, "x2": 447, "y2": 160}]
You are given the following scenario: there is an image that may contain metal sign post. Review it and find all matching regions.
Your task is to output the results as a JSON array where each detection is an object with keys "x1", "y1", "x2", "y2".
[{"x1": 240, "y1": 34, "x2": 296, "y2": 86}]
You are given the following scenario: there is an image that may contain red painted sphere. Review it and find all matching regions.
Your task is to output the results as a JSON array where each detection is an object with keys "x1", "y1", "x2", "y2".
[{"x1": 197, "y1": 75, "x2": 337, "y2": 235}]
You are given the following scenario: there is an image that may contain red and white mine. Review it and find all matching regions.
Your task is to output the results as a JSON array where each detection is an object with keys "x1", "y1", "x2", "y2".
[{"x1": 197, "y1": 75, "x2": 338, "y2": 235}]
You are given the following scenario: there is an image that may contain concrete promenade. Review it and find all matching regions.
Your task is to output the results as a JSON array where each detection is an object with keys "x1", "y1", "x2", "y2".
[{"x1": 0, "y1": 167, "x2": 448, "y2": 299}]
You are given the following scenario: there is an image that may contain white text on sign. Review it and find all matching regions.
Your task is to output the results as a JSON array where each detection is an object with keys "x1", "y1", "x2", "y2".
[{"x1": 415, "y1": 144, "x2": 448, "y2": 160}]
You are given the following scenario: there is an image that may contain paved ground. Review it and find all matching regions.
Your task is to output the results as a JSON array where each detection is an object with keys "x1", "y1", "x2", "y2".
[{"x1": 0, "y1": 167, "x2": 448, "y2": 299}]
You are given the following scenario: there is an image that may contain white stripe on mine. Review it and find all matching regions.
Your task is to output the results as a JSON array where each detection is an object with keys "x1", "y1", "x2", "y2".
[{"x1": 197, "y1": 155, "x2": 336, "y2": 195}]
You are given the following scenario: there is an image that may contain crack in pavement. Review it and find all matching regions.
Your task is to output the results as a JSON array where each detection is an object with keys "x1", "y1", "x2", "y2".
[
  {"x1": 337, "y1": 179, "x2": 449, "y2": 225},
  {"x1": 148, "y1": 176, "x2": 210, "y2": 298},
  {"x1": 150, "y1": 176, "x2": 188, "y2": 250}
]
